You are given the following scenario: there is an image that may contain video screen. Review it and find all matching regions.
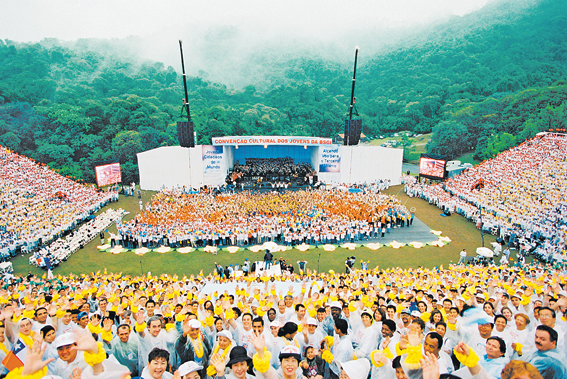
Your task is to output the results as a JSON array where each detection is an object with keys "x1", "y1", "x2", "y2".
[
  {"x1": 95, "y1": 162, "x2": 122, "y2": 187},
  {"x1": 419, "y1": 156, "x2": 446, "y2": 179}
]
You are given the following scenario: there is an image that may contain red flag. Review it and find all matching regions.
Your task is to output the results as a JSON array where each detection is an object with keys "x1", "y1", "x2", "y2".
[{"x1": 2, "y1": 338, "x2": 26, "y2": 371}]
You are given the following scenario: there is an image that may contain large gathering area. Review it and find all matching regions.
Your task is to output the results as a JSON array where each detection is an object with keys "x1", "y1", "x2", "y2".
[{"x1": 0, "y1": 133, "x2": 566, "y2": 379}]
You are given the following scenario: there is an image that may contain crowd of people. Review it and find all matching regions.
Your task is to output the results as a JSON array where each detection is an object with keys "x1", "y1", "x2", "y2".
[
  {"x1": 228, "y1": 158, "x2": 316, "y2": 186},
  {"x1": 0, "y1": 146, "x2": 118, "y2": 260},
  {"x1": 28, "y1": 208, "x2": 126, "y2": 270},
  {"x1": 116, "y1": 189, "x2": 413, "y2": 249},
  {"x1": 3, "y1": 130, "x2": 567, "y2": 378},
  {"x1": 0, "y1": 261, "x2": 566, "y2": 378},
  {"x1": 405, "y1": 133, "x2": 567, "y2": 265}
]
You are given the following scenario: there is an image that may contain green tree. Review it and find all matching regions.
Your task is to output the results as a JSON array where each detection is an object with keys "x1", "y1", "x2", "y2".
[
  {"x1": 427, "y1": 121, "x2": 470, "y2": 159},
  {"x1": 0, "y1": 131, "x2": 21, "y2": 150},
  {"x1": 479, "y1": 132, "x2": 517, "y2": 160},
  {"x1": 35, "y1": 142, "x2": 75, "y2": 166},
  {"x1": 112, "y1": 130, "x2": 142, "y2": 163}
]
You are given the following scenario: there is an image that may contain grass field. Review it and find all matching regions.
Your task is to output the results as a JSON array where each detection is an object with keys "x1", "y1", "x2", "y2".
[
  {"x1": 367, "y1": 133, "x2": 431, "y2": 149},
  {"x1": 456, "y1": 152, "x2": 481, "y2": 165},
  {"x1": 367, "y1": 135, "x2": 483, "y2": 167},
  {"x1": 368, "y1": 134, "x2": 431, "y2": 163},
  {"x1": 10, "y1": 185, "x2": 499, "y2": 278}
]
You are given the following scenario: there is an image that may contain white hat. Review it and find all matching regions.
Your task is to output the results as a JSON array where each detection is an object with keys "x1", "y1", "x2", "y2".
[
  {"x1": 270, "y1": 321, "x2": 282, "y2": 328},
  {"x1": 53, "y1": 332, "x2": 76, "y2": 348},
  {"x1": 306, "y1": 317, "x2": 318, "y2": 326},
  {"x1": 251, "y1": 299, "x2": 260, "y2": 307},
  {"x1": 217, "y1": 330, "x2": 232, "y2": 340},
  {"x1": 339, "y1": 358, "x2": 370, "y2": 379},
  {"x1": 178, "y1": 361, "x2": 203, "y2": 376},
  {"x1": 511, "y1": 291, "x2": 523, "y2": 299},
  {"x1": 188, "y1": 319, "x2": 201, "y2": 329},
  {"x1": 410, "y1": 310, "x2": 421, "y2": 318},
  {"x1": 279, "y1": 345, "x2": 302, "y2": 361},
  {"x1": 330, "y1": 301, "x2": 342, "y2": 309}
]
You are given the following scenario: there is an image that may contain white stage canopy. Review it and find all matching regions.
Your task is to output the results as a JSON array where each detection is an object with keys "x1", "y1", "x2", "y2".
[{"x1": 137, "y1": 137, "x2": 403, "y2": 191}]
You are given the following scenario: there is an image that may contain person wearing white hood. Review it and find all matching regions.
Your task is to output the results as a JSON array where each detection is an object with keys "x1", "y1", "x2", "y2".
[
  {"x1": 338, "y1": 358, "x2": 371, "y2": 379},
  {"x1": 206, "y1": 330, "x2": 235, "y2": 377}
]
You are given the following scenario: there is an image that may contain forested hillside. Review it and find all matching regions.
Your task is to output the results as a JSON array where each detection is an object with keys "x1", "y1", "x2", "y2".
[{"x1": 0, "y1": 0, "x2": 565, "y2": 183}]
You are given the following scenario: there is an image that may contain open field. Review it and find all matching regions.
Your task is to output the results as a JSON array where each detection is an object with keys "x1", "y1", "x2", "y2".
[
  {"x1": 456, "y1": 152, "x2": 481, "y2": 165},
  {"x1": 10, "y1": 184, "x2": 500, "y2": 277},
  {"x1": 368, "y1": 134, "x2": 431, "y2": 163},
  {"x1": 367, "y1": 133, "x2": 431, "y2": 148},
  {"x1": 368, "y1": 135, "x2": 483, "y2": 166}
]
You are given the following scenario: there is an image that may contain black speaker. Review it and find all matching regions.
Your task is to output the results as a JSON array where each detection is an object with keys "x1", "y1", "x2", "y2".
[
  {"x1": 177, "y1": 121, "x2": 195, "y2": 148},
  {"x1": 344, "y1": 119, "x2": 362, "y2": 146}
]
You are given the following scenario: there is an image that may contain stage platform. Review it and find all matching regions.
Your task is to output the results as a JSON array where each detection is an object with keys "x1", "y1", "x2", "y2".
[{"x1": 137, "y1": 136, "x2": 403, "y2": 191}]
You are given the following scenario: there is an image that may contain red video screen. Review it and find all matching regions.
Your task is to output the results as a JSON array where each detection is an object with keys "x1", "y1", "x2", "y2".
[
  {"x1": 419, "y1": 157, "x2": 446, "y2": 179},
  {"x1": 95, "y1": 162, "x2": 122, "y2": 187}
]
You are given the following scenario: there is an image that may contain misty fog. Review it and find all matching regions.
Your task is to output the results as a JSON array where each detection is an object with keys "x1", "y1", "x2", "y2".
[{"x1": 1, "y1": 0, "x2": 540, "y2": 89}]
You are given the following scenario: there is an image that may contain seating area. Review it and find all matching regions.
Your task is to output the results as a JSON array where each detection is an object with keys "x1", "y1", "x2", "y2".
[
  {"x1": 405, "y1": 132, "x2": 567, "y2": 263},
  {"x1": 29, "y1": 208, "x2": 126, "y2": 268},
  {"x1": 0, "y1": 145, "x2": 118, "y2": 260}
]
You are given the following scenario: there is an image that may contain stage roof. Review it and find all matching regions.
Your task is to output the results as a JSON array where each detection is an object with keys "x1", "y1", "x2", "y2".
[{"x1": 212, "y1": 136, "x2": 333, "y2": 146}]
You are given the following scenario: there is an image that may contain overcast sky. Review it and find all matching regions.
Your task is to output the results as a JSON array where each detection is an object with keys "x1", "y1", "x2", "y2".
[
  {"x1": 1, "y1": 0, "x2": 493, "y2": 87},
  {"x1": 1, "y1": 0, "x2": 490, "y2": 43}
]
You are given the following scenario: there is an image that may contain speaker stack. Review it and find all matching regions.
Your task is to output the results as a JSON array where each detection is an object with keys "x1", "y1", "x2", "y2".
[
  {"x1": 344, "y1": 119, "x2": 362, "y2": 146},
  {"x1": 177, "y1": 121, "x2": 195, "y2": 148}
]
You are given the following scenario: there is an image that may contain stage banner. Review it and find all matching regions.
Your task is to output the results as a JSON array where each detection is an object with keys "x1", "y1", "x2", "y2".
[
  {"x1": 202, "y1": 145, "x2": 224, "y2": 173},
  {"x1": 213, "y1": 136, "x2": 333, "y2": 146},
  {"x1": 319, "y1": 144, "x2": 341, "y2": 173}
]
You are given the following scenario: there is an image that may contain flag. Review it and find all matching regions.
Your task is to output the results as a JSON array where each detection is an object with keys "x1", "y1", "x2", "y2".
[
  {"x1": 1, "y1": 338, "x2": 27, "y2": 371},
  {"x1": 462, "y1": 307, "x2": 493, "y2": 326}
]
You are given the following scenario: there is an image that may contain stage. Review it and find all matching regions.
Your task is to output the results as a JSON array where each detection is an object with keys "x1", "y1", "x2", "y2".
[{"x1": 137, "y1": 136, "x2": 403, "y2": 191}]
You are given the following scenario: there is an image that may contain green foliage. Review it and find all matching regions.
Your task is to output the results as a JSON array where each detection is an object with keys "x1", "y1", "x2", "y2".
[
  {"x1": 0, "y1": 0, "x2": 566, "y2": 181},
  {"x1": 432, "y1": 84, "x2": 567, "y2": 160},
  {"x1": 0, "y1": 131, "x2": 20, "y2": 150},
  {"x1": 36, "y1": 142, "x2": 74, "y2": 165},
  {"x1": 427, "y1": 121, "x2": 470, "y2": 159},
  {"x1": 480, "y1": 132, "x2": 517, "y2": 160},
  {"x1": 112, "y1": 130, "x2": 143, "y2": 163}
]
